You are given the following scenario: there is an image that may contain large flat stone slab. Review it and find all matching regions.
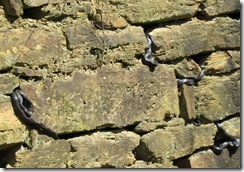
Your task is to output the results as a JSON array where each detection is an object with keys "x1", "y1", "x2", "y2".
[
  {"x1": 68, "y1": 130, "x2": 140, "y2": 168},
  {"x1": 149, "y1": 17, "x2": 240, "y2": 62},
  {"x1": 0, "y1": 29, "x2": 66, "y2": 72},
  {"x1": 19, "y1": 64, "x2": 179, "y2": 134},
  {"x1": 135, "y1": 124, "x2": 217, "y2": 162},
  {"x1": 202, "y1": 0, "x2": 240, "y2": 17},
  {"x1": 195, "y1": 76, "x2": 240, "y2": 121},
  {"x1": 12, "y1": 140, "x2": 70, "y2": 168},
  {"x1": 110, "y1": 0, "x2": 204, "y2": 24}
]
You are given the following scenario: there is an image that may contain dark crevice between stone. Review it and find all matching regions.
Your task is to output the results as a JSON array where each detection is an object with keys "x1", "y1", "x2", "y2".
[
  {"x1": 23, "y1": 4, "x2": 76, "y2": 21},
  {"x1": 191, "y1": 114, "x2": 212, "y2": 125},
  {"x1": 165, "y1": 57, "x2": 185, "y2": 65},
  {"x1": 173, "y1": 155, "x2": 191, "y2": 168},
  {"x1": 212, "y1": 121, "x2": 240, "y2": 157},
  {"x1": 0, "y1": 67, "x2": 12, "y2": 74},
  {"x1": 11, "y1": 72, "x2": 43, "y2": 82},
  {"x1": 198, "y1": 12, "x2": 240, "y2": 20},
  {"x1": 188, "y1": 48, "x2": 240, "y2": 67},
  {"x1": 134, "y1": 53, "x2": 156, "y2": 72},
  {"x1": 214, "y1": 113, "x2": 240, "y2": 124},
  {"x1": 173, "y1": 146, "x2": 212, "y2": 168},
  {"x1": 101, "y1": 164, "x2": 116, "y2": 168},
  {"x1": 0, "y1": 145, "x2": 20, "y2": 168},
  {"x1": 58, "y1": 127, "x2": 126, "y2": 140},
  {"x1": 58, "y1": 130, "x2": 98, "y2": 140},
  {"x1": 123, "y1": 122, "x2": 140, "y2": 132},
  {"x1": 228, "y1": 12, "x2": 240, "y2": 20},
  {"x1": 215, "y1": 46, "x2": 240, "y2": 51},
  {"x1": 69, "y1": 144, "x2": 77, "y2": 153},
  {"x1": 22, "y1": 6, "x2": 48, "y2": 20},
  {"x1": 133, "y1": 140, "x2": 155, "y2": 163},
  {"x1": 131, "y1": 17, "x2": 194, "y2": 31}
]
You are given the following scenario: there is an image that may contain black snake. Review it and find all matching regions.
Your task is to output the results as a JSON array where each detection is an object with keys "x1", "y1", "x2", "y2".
[
  {"x1": 212, "y1": 123, "x2": 240, "y2": 154},
  {"x1": 142, "y1": 33, "x2": 159, "y2": 67},
  {"x1": 10, "y1": 88, "x2": 59, "y2": 139},
  {"x1": 177, "y1": 69, "x2": 205, "y2": 86}
]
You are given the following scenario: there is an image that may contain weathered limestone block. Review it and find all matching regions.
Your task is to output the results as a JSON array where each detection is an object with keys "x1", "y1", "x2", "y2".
[
  {"x1": 219, "y1": 117, "x2": 240, "y2": 138},
  {"x1": 188, "y1": 148, "x2": 240, "y2": 168},
  {"x1": 110, "y1": 0, "x2": 204, "y2": 24},
  {"x1": 174, "y1": 57, "x2": 202, "y2": 78},
  {"x1": 0, "y1": 96, "x2": 28, "y2": 150},
  {"x1": 202, "y1": 0, "x2": 240, "y2": 17},
  {"x1": 0, "y1": 74, "x2": 19, "y2": 94},
  {"x1": 68, "y1": 130, "x2": 140, "y2": 168},
  {"x1": 149, "y1": 17, "x2": 240, "y2": 62},
  {"x1": 0, "y1": 29, "x2": 66, "y2": 72},
  {"x1": 97, "y1": 26, "x2": 147, "y2": 64},
  {"x1": 65, "y1": 21, "x2": 146, "y2": 65},
  {"x1": 135, "y1": 124, "x2": 217, "y2": 162},
  {"x1": 200, "y1": 51, "x2": 239, "y2": 75},
  {"x1": 98, "y1": 26, "x2": 146, "y2": 49},
  {"x1": 41, "y1": 1, "x2": 82, "y2": 19},
  {"x1": 12, "y1": 140, "x2": 71, "y2": 168},
  {"x1": 18, "y1": 64, "x2": 179, "y2": 134},
  {"x1": 179, "y1": 85, "x2": 196, "y2": 122},
  {"x1": 65, "y1": 19, "x2": 103, "y2": 50},
  {"x1": 195, "y1": 76, "x2": 240, "y2": 121}
]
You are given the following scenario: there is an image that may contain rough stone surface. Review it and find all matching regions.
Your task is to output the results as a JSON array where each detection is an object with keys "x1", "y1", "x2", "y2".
[
  {"x1": 0, "y1": 0, "x2": 240, "y2": 169},
  {"x1": 179, "y1": 85, "x2": 196, "y2": 122},
  {"x1": 111, "y1": 0, "x2": 204, "y2": 24},
  {"x1": 68, "y1": 130, "x2": 140, "y2": 168},
  {"x1": 174, "y1": 57, "x2": 202, "y2": 78},
  {"x1": 89, "y1": 0, "x2": 128, "y2": 29},
  {"x1": 0, "y1": 29, "x2": 66, "y2": 72},
  {"x1": 135, "y1": 124, "x2": 217, "y2": 162},
  {"x1": 12, "y1": 140, "x2": 70, "y2": 168},
  {"x1": 195, "y1": 76, "x2": 240, "y2": 121},
  {"x1": 18, "y1": 64, "x2": 179, "y2": 134},
  {"x1": 202, "y1": 0, "x2": 240, "y2": 16},
  {"x1": 227, "y1": 50, "x2": 240, "y2": 65},
  {"x1": 0, "y1": 6, "x2": 11, "y2": 29},
  {"x1": 200, "y1": 51, "x2": 240, "y2": 75},
  {"x1": 0, "y1": 96, "x2": 28, "y2": 150},
  {"x1": 64, "y1": 21, "x2": 146, "y2": 67},
  {"x1": 150, "y1": 17, "x2": 240, "y2": 62},
  {"x1": 218, "y1": 117, "x2": 240, "y2": 138},
  {"x1": 188, "y1": 148, "x2": 240, "y2": 168},
  {"x1": 0, "y1": 74, "x2": 19, "y2": 94}
]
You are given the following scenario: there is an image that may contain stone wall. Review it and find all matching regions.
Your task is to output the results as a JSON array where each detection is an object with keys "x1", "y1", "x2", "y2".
[{"x1": 0, "y1": 0, "x2": 240, "y2": 168}]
